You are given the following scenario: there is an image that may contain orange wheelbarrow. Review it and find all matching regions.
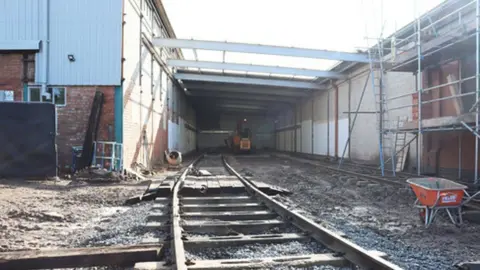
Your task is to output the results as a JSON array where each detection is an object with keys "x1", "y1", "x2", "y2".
[{"x1": 407, "y1": 178, "x2": 480, "y2": 228}]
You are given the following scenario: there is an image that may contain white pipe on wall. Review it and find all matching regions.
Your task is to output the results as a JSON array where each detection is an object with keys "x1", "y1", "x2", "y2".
[{"x1": 42, "y1": 0, "x2": 50, "y2": 96}]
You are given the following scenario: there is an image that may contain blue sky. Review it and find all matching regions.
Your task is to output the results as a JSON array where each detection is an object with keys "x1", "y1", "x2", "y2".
[{"x1": 163, "y1": 0, "x2": 445, "y2": 71}]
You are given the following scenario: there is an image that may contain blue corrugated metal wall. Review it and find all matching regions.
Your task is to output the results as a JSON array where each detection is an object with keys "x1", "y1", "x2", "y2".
[
  {"x1": 47, "y1": 0, "x2": 122, "y2": 85},
  {"x1": 0, "y1": 0, "x2": 123, "y2": 86}
]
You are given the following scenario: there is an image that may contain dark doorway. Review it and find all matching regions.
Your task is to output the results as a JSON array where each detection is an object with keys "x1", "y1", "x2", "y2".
[{"x1": 0, "y1": 102, "x2": 57, "y2": 178}]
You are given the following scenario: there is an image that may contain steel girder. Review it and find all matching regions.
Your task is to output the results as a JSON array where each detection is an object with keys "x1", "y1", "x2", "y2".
[
  {"x1": 154, "y1": 38, "x2": 371, "y2": 63},
  {"x1": 175, "y1": 73, "x2": 321, "y2": 89},
  {"x1": 168, "y1": 59, "x2": 346, "y2": 79},
  {"x1": 184, "y1": 83, "x2": 311, "y2": 97},
  {"x1": 185, "y1": 90, "x2": 298, "y2": 103}
]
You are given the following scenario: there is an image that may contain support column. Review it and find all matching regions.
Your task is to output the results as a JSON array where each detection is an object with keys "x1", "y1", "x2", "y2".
[
  {"x1": 334, "y1": 81, "x2": 339, "y2": 158},
  {"x1": 327, "y1": 88, "x2": 330, "y2": 157},
  {"x1": 311, "y1": 98, "x2": 314, "y2": 155},
  {"x1": 348, "y1": 79, "x2": 351, "y2": 159},
  {"x1": 294, "y1": 105, "x2": 297, "y2": 153}
]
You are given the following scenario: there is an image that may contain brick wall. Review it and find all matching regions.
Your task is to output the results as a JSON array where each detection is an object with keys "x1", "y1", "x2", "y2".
[
  {"x1": 56, "y1": 86, "x2": 115, "y2": 170},
  {"x1": 419, "y1": 58, "x2": 479, "y2": 179},
  {"x1": 122, "y1": 80, "x2": 168, "y2": 169},
  {"x1": 0, "y1": 53, "x2": 35, "y2": 100}
]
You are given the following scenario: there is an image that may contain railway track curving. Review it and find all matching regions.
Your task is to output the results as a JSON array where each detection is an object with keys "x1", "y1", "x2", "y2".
[{"x1": 135, "y1": 154, "x2": 403, "y2": 270}]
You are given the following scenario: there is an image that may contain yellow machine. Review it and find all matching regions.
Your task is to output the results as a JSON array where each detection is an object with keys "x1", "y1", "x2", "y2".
[{"x1": 226, "y1": 119, "x2": 252, "y2": 153}]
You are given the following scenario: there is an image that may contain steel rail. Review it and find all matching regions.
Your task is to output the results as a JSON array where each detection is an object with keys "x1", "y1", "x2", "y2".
[
  {"x1": 277, "y1": 154, "x2": 406, "y2": 186},
  {"x1": 221, "y1": 155, "x2": 403, "y2": 270},
  {"x1": 170, "y1": 155, "x2": 204, "y2": 270}
]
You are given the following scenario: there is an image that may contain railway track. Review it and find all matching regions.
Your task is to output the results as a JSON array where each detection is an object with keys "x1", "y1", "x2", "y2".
[
  {"x1": 275, "y1": 153, "x2": 480, "y2": 211},
  {"x1": 135, "y1": 154, "x2": 403, "y2": 270},
  {"x1": 274, "y1": 153, "x2": 408, "y2": 187}
]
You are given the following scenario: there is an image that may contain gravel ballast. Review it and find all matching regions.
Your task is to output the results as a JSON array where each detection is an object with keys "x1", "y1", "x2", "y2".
[{"x1": 230, "y1": 154, "x2": 480, "y2": 269}]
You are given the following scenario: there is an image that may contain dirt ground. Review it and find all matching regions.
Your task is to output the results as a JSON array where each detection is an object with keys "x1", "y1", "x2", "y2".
[
  {"x1": 0, "y1": 178, "x2": 155, "y2": 253},
  {"x1": 230, "y1": 155, "x2": 480, "y2": 269},
  {"x1": 2, "y1": 154, "x2": 480, "y2": 269}
]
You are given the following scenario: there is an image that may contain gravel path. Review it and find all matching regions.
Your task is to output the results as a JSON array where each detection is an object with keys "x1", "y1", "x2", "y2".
[
  {"x1": 0, "y1": 179, "x2": 156, "y2": 252},
  {"x1": 230, "y1": 154, "x2": 480, "y2": 269}
]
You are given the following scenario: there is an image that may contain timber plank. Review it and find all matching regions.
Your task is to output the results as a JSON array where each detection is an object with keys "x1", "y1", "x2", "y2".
[
  {"x1": 0, "y1": 244, "x2": 162, "y2": 270},
  {"x1": 187, "y1": 253, "x2": 349, "y2": 269},
  {"x1": 181, "y1": 202, "x2": 265, "y2": 212},
  {"x1": 180, "y1": 196, "x2": 252, "y2": 204}
]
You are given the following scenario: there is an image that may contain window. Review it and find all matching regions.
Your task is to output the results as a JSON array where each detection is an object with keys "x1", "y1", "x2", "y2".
[
  {"x1": 29, "y1": 87, "x2": 66, "y2": 106},
  {"x1": 0, "y1": 90, "x2": 14, "y2": 102}
]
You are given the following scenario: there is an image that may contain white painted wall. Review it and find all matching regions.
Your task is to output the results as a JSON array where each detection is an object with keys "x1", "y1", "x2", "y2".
[
  {"x1": 122, "y1": 0, "x2": 195, "y2": 168},
  {"x1": 168, "y1": 118, "x2": 196, "y2": 154},
  {"x1": 275, "y1": 64, "x2": 415, "y2": 171}
]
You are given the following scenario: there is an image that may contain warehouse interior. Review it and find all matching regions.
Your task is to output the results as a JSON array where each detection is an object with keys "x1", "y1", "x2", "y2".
[
  {"x1": 156, "y1": 0, "x2": 480, "y2": 184},
  {"x1": 155, "y1": 38, "x2": 369, "y2": 154}
]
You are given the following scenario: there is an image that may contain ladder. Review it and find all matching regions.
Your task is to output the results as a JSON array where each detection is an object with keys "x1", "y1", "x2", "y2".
[
  {"x1": 368, "y1": 41, "x2": 395, "y2": 176},
  {"x1": 393, "y1": 116, "x2": 409, "y2": 172}
]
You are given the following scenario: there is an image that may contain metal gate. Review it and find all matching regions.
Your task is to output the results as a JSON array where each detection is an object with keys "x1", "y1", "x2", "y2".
[{"x1": 0, "y1": 102, "x2": 57, "y2": 178}]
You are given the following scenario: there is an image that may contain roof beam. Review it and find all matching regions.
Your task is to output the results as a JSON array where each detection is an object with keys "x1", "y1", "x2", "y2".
[
  {"x1": 184, "y1": 85, "x2": 310, "y2": 97},
  {"x1": 185, "y1": 90, "x2": 298, "y2": 103},
  {"x1": 219, "y1": 104, "x2": 266, "y2": 110},
  {"x1": 168, "y1": 59, "x2": 346, "y2": 79},
  {"x1": 192, "y1": 97, "x2": 292, "y2": 107},
  {"x1": 175, "y1": 73, "x2": 321, "y2": 89},
  {"x1": 154, "y1": 38, "x2": 371, "y2": 63}
]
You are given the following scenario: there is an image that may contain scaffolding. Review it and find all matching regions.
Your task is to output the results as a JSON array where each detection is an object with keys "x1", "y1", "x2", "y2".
[
  {"x1": 339, "y1": 0, "x2": 480, "y2": 183},
  {"x1": 378, "y1": 0, "x2": 480, "y2": 183}
]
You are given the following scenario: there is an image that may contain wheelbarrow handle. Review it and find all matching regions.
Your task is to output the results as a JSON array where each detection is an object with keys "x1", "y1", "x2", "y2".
[{"x1": 462, "y1": 190, "x2": 480, "y2": 204}]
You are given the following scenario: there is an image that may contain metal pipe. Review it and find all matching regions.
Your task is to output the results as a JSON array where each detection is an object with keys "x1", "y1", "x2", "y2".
[
  {"x1": 294, "y1": 105, "x2": 297, "y2": 153},
  {"x1": 284, "y1": 113, "x2": 287, "y2": 151},
  {"x1": 387, "y1": 75, "x2": 477, "y2": 101},
  {"x1": 327, "y1": 88, "x2": 330, "y2": 157},
  {"x1": 395, "y1": 0, "x2": 475, "y2": 48},
  {"x1": 459, "y1": 133, "x2": 463, "y2": 180},
  {"x1": 423, "y1": 75, "x2": 476, "y2": 92},
  {"x1": 461, "y1": 121, "x2": 480, "y2": 138},
  {"x1": 422, "y1": 0, "x2": 475, "y2": 32},
  {"x1": 388, "y1": 103, "x2": 417, "y2": 111},
  {"x1": 417, "y1": 5, "x2": 423, "y2": 176},
  {"x1": 311, "y1": 96, "x2": 314, "y2": 155},
  {"x1": 421, "y1": 92, "x2": 475, "y2": 104},
  {"x1": 459, "y1": 56, "x2": 463, "y2": 181},
  {"x1": 387, "y1": 91, "x2": 418, "y2": 102},
  {"x1": 388, "y1": 30, "x2": 476, "y2": 72},
  {"x1": 42, "y1": 0, "x2": 50, "y2": 100},
  {"x1": 475, "y1": 0, "x2": 479, "y2": 183},
  {"x1": 348, "y1": 79, "x2": 352, "y2": 159},
  {"x1": 300, "y1": 103, "x2": 303, "y2": 153},
  {"x1": 334, "y1": 82, "x2": 339, "y2": 158}
]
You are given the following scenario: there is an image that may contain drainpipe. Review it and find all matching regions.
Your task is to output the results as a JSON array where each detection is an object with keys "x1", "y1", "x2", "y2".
[{"x1": 42, "y1": 0, "x2": 50, "y2": 97}]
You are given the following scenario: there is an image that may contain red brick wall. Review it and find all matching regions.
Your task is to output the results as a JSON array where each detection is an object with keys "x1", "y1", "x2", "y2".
[
  {"x1": 0, "y1": 53, "x2": 35, "y2": 100},
  {"x1": 419, "y1": 59, "x2": 479, "y2": 176},
  {"x1": 56, "y1": 86, "x2": 115, "y2": 170}
]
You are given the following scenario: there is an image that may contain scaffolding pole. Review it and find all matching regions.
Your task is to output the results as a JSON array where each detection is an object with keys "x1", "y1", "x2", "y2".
[
  {"x1": 416, "y1": 5, "x2": 423, "y2": 176},
  {"x1": 367, "y1": 50, "x2": 386, "y2": 176}
]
